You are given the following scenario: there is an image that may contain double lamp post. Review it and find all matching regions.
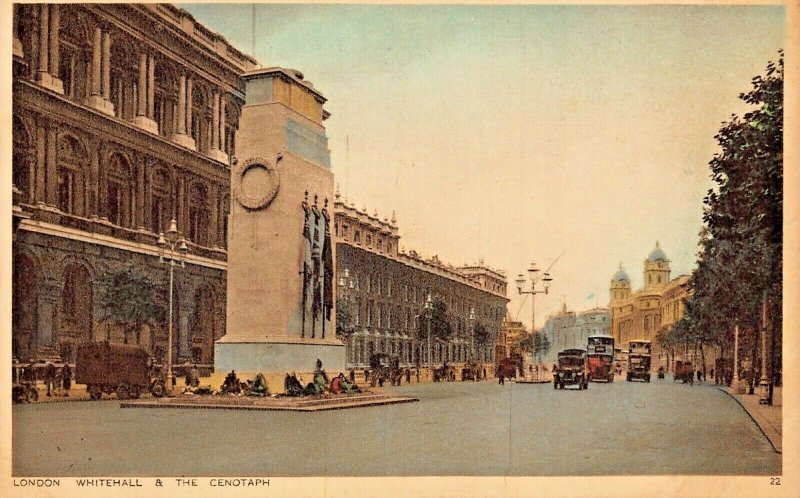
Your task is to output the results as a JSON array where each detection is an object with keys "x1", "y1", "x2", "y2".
[
  {"x1": 516, "y1": 263, "x2": 553, "y2": 378},
  {"x1": 157, "y1": 218, "x2": 189, "y2": 395}
]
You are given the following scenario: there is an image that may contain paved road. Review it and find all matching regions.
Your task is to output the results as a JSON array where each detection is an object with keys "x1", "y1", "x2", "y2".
[{"x1": 12, "y1": 377, "x2": 780, "y2": 476}]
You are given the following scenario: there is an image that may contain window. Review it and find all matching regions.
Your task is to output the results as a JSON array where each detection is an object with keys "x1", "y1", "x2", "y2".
[
  {"x1": 106, "y1": 154, "x2": 132, "y2": 227},
  {"x1": 57, "y1": 168, "x2": 73, "y2": 213},
  {"x1": 150, "y1": 168, "x2": 170, "y2": 235},
  {"x1": 188, "y1": 183, "x2": 209, "y2": 246},
  {"x1": 354, "y1": 230, "x2": 361, "y2": 244},
  {"x1": 366, "y1": 234, "x2": 372, "y2": 247}
]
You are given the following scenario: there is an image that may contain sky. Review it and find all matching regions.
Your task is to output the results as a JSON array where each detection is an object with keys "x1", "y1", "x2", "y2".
[{"x1": 182, "y1": 4, "x2": 785, "y2": 329}]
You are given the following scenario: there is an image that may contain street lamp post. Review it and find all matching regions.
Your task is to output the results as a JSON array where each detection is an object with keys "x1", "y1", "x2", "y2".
[
  {"x1": 425, "y1": 294, "x2": 433, "y2": 371},
  {"x1": 515, "y1": 263, "x2": 553, "y2": 379},
  {"x1": 731, "y1": 324, "x2": 741, "y2": 393},
  {"x1": 337, "y1": 267, "x2": 356, "y2": 363},
  {"x1": 157, "y1": 219, "x2": 188, "y2": 396},
  {"x1": 468, "y1": 306, "x2": 476, "y2": 361},
  {"x1": 758, "y1": 293, "x2": 770, "y2": 404}
]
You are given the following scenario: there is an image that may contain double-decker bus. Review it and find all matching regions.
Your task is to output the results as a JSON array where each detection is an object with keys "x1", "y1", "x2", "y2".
[
  {"x1": 626, "y1": 340, "x2": 652, "y2": 382},
  {"x1": 586, "y1": 335, "x2": 615, "y2": 382}
]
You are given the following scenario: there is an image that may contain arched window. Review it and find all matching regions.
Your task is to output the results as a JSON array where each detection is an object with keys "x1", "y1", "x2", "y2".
[
  {"x1": 191, "y1": 84, "x2": 211, "y2": 153},
  {"x1": 57, "y1": 135, "x2": 88, "y2": 215},
  {"x1": 110, "y1": 41, "x2": 137, "y2": 121},
  {"x1": 150, "y1": 167, "x2": 171, "y2": 234},
  {"x1": 107, "y1": 154, "x2": 132, "y2": 227},
  {"x1": 58, "y1": 7, "x2": 91, "y2": 102},
  {"x1": 188, "y1": 182, "x2": 209, "y2": 245}
]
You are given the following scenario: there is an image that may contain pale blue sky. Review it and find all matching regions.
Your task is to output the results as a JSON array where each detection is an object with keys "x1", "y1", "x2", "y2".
[{"x1": 182, "y1": 4, "x2": 785, "y2": 328}]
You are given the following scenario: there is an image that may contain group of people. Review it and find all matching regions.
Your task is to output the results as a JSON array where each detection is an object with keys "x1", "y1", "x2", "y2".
[
  {"x1": 18, "y1": 361, "x2": 73, "y2": 397},
  {"x1": 284, "y1": 360, "x2": 362, "y2": 396}
]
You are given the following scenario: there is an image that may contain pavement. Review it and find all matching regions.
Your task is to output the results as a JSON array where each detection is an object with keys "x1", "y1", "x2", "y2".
[
  {"x1": 12, "y1": 377, "x2": 780, "y2": 476},
  {"x1": 719, "y1": 386, "x2": 782, "y2": 453}
]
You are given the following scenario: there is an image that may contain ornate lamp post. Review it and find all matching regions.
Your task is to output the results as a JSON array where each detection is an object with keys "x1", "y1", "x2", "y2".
[
  {"x1": 515, "y1": 263, "x2": 553, "y2": 378},
  {"x1": 157, "y1": 219, "x2": 188, "y2": 395},
  {"x1": 425, "y1": 293, "x2": 434, "y2": 370},
  {"x1": 468, "y1": 306, "x2": 476, "y2": 361},
  {"x1": 337, "y1": 267, "x2": 356, "y2": 363},
  {"x1": 731, "y1": 324, "x2": 742, "y2": 393}
]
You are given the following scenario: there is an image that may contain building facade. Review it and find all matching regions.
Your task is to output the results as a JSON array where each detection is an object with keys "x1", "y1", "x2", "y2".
[
  {"x1": 12, "y1": 4, "x2": 254, "y2": 365},
  {"x1": 11, "y1": 4, "x2": 509, "y2": 375},
  {"x1": 609, "y1": 242, "x2": 691, "y2": 366},
  {"x1": 542, "y1": 304, "x2": 610, "y2": 363},
  {"x1": 333, "y1": 193, "x2": 509, "y2": 372}
]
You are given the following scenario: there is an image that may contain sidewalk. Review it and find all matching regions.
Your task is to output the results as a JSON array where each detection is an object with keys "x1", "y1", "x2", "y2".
[{"x1": 719, "y1": 386, "x2": 782, "y2": 453}]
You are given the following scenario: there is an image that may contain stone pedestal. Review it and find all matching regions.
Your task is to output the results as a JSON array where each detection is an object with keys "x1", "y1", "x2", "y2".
[
  {"x1": 38, "y1": 72, "x2": 64, "y2": 94},
  {"x1": 215, "y1": 67, "x2": 343, "y2": 380},
  {"x1": 132, "y1": 115, "x2": 159, "y2": 135},
  {"x1": 170, "y1": 133, "x2": 196, "y2": 151},
  {"x1": 207, "y1": 148, "x2": 229, "y2": 164},
  {"x1": 85, "y1": 95, "x2": 115, "y2": 116}
]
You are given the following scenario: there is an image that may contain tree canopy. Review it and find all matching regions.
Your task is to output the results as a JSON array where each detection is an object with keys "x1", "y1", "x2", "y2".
[{"x1": 99, "y1": 264, "x2": 164, "y2": 345}]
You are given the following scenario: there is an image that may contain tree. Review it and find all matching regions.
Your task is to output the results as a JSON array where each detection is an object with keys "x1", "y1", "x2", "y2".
[
  {"x1": 473, "y1": 321, "x2": 490, "y2": 347},
  {"x1": 336, "y1": 298, "x2": 356, "y2": 339},
  {"x1": 99, "y1": 264, "x2": 163, "y2": 346},
  {"x1": 415, "y1": 296, "x2": 453, "y2": 342},
  {"x1": 678, "y1": 52, "x2": 783, "y2": 385}
]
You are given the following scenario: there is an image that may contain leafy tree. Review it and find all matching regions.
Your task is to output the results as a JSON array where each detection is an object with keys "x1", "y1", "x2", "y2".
[
  {"x1": 415, "y1": 295, "x2": 453, "y2": 342},
  {"x1": 669, "y1": 52, "x2": 783, "y2": 382},
  {"x1": 99, "y1": 264, "x2": 163, "y2": 345},
  {"x1": 336, "y1": 298, "x2": 356, "y2": 339}
]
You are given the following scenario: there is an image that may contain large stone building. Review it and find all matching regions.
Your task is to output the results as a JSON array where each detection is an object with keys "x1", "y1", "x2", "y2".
[
  {"x1": 333, "y1": 192, "x2": 509, "y2": 372},
  {"x1": 609, "y1": 242, "x2": 691, "y2": 366},
  {"x1": 542, "y1": 304, "x2": 610, "y2": 363},
  {"x1": 12, "y1": 4, "x2": 253, "y2": 365},
  {"x1": 11, "y1": 4, "x2": 509, "y2": 373}
]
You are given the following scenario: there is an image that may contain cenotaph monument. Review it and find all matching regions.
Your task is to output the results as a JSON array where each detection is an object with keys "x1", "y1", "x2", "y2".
[{"x1": 215, "y1": 67, "x2": 345, "y2": 377}]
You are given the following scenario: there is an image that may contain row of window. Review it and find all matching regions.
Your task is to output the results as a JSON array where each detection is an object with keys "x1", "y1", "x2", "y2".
[
  {"x1": 336, "y1": 221, "x2": 394, "y2": 254},
  {"x1": 345, "y1": 335, "x2": 494, "y2": 366}
]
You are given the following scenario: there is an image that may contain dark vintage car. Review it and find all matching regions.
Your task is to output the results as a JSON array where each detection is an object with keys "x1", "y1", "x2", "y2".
[
  {"x1": 75, "y1": 341, "x2": 152, "y2": 399},
  {"x1": 553, "y1": 349, "x2": 588, "y2": 390}
]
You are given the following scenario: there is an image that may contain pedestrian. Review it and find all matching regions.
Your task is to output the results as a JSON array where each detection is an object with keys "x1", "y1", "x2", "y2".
[
  {"x1": 482, "y1": 367, "x2": 487, "y2": 381},
  {"x1": 498, "y1": 372, "x2": 505, "y2": 385},
  {"x1": 62, "y1": 363, "x2": 72, "y2": 397},
  {"x1": 415, "y1": 368, "x2": 420, "y2": 383},
  {"x1": 405, "y1": 368, "x2": 411, "y2": 384},
  {"x1": 44, "y1": 362, "x2": 56, "y2": 397},
  {"x1": 349, "y1": 369, "x2": 355, "y2": 384},
  {"x1": 364, "y1": 369, "x2": 370, "y2": 383}
]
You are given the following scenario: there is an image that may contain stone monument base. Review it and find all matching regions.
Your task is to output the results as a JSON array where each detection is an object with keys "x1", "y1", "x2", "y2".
[{"x1": 214, "y1": 336, "x2": 345, "y2": 375}]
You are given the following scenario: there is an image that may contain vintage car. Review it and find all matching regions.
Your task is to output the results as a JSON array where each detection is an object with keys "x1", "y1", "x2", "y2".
[
  {"x1": 674, "y1": 360, "x2": 694, "y2": 384},
  {"x1": 553, "y1": 349, "x2": 589, "y2": 390},
  {"x1": 75, "y1": 341, "x2": 152, "y2": 399}
]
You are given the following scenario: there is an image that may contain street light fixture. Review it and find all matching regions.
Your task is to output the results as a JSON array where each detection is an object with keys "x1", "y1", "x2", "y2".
[
  {"x1": 424, "y1": 293, "x2": 434, "y2": 370},
  {"x1": 157, "y1": 219, "x2": 188, "y2": 396},
  {"x1": 468, "y1": 306, "x2": 476, "y2": 361},
  {"x1": 516, "y1": 262, "x2": 553, "y2": 378}
]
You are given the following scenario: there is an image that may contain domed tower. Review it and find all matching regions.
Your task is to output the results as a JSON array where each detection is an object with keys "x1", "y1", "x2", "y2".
[
  {"x1": 609, "y1": 264, "x2": 631, "y2": 304},
  {"x1": 644, "y1": 241, "x2": 670, "y2": 290}
]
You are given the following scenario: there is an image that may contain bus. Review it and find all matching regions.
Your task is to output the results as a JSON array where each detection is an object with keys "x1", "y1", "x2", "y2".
[
  {"x1": 586, "y1": 334, "x2": 615, "y2": 382},
  {"x1": 627, "y1": 340, "x2": 652, "y2": 382}
]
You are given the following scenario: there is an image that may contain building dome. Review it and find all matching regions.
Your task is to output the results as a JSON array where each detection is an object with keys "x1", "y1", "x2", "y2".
[
  {"x1": 612, "y1": 265, "x2": 630, "y2": 282},
  {"x1": 647, "y1": 241, "x2": 668, "y2": 262}
]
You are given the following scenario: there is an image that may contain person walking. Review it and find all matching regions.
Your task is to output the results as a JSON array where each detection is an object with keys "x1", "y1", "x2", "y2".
[
  {"x1": 405, "y1": 368, "x2": 411, "y2": 384},
  {"x1": 62, "y1": 363, "x2": 72, "y2": 397},
  {"x1": 44, "y1": 362, "x2": 56, "y2": 397},
  {"x1": 498, "y1": 372, "x2": 505, "y2": 385}
]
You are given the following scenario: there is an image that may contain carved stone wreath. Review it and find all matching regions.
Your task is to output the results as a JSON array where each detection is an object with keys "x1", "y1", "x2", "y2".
[{"x1": 233, "y1": 156, "x2": 280, "y2": 211}]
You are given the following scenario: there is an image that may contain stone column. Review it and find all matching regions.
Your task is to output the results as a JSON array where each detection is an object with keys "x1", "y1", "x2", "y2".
[
  {"x1": 147, "y1": 54, "x2": 155, "y2": 119},
  {"x1": 133, "y1": 51, "x2": 158, "y2": 133},
  {"x1": 85, "y1": 27, "x2": 114, "y2": 115},
  {"x1": 219, "y1": 96, "x2": 227, "y2": 152},
  {"x1": 101, "y1": 32, "x2": 111, "y2": 100},
  {"x1": 208, "y1": 89, "x2": 228, "y2": 163},
  {"x1": 171, "y1": 74, "x2": 195, "y2": 149},
  {"x1": 90, "y1": 28, "x2": 102, "y2": 96},
  {"x1": 35, "y1": 125, "x2": 47, "y2": 204},
  {"x1": 37, "y1": 5, "x2": 49, "y2": 75},
  {"x1": 136, "y1": 53, "x2": 147, "y2": 117},
  {"x1": 89, "y1": 142, "x2": 101, "y2": 217},
  {"x1": 48, "y1": 5, "x2": 60, "y2": 77}
]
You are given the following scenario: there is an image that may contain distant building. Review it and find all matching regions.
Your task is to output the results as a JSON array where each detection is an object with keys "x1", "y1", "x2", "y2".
[
  {"x1": 542, "y1": 304, "x2": 610, "y2": 363},
  {"x1": 496, "y1": 318, "x2": 528, "y2": 364},
  {"x1": 609, "y1": 242, "x2": 692, "y2": 367},
  {"x1": 333, "y1": 191, "x2": 508, "y2": 371}
]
